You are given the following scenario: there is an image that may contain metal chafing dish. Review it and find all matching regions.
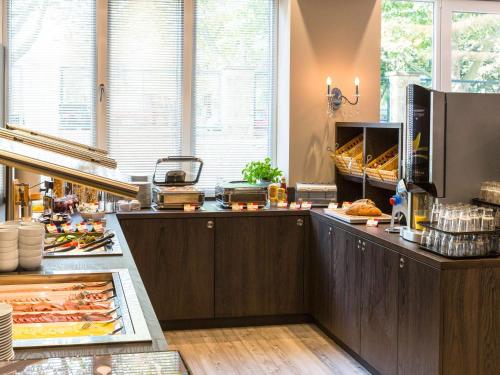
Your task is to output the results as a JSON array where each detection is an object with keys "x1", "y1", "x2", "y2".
[
  {"x1": 152, "y1": 156, "x2": 205, "y2": 209},
  {"x1": 0, "y1": 270, "x2": 151, "y2": 348},
  {"x1": 215, "y1": 181, "x2": 268, "y2": 208}
]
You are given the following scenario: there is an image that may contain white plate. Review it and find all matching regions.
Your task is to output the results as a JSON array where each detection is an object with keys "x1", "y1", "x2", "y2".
[
  {"x1": 0, "y1": 349, "x2": 14, "y2": 361},
  {"x1": 323, "y1": 208, "x2": 392, "y2": 224}
]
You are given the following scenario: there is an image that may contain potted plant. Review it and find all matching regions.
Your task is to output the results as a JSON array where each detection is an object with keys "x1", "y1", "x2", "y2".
[{"x1": 242, "y1": 157, "x2": 282, "y2": 185}]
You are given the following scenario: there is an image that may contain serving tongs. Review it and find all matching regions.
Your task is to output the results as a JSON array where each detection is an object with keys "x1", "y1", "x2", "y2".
[
  {"x1": 80, "y1": 231, "x2": 115, "y2": 249},
  {"x1": 81, "y1": 314, "x2": 123, "y2": 330}
]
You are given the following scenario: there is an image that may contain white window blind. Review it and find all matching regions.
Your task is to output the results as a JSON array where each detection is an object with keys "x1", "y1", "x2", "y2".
[
  {"x1": 192, "y1": 0, "x2": 277, "y2": 192},
  {"x1": 107, "y1": 0, "x2": 184, "y2": 176},
  {"x1": 7, "y1": 0, "x2": 96, "y2": 146}
]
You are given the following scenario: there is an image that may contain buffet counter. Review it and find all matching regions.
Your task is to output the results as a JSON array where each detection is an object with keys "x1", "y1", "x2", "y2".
[{"x1": 7, "y1": 214, "x2": 167, "y2": 360}]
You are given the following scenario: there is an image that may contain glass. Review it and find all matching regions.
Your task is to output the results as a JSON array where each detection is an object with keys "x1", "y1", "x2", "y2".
[
  {"x1": 481, "y1": 208, "x2": 496, "y2": 231},
  {"x1": 380, "y1": 0, "x2": 434, "y2": 122},
  {"x1": 8, "y1": 0, "x2": 96, "y2": 146},
  {"x1": 451, "y1": 12, "x2": 500, "y2": 93}
]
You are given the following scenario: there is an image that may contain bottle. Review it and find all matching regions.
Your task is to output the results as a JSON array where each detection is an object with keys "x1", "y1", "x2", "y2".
[{"x1": 280, "y1": 176, "x2": 288, "y2": 202}]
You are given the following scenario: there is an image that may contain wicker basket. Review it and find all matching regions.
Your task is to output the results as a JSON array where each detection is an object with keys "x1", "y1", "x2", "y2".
[
  {"x1": 365, "y1": 145, "x2": 399, "y2": 183},
  {"x1": 330, "y1": 134, "x2": 364, "y2": 177}
]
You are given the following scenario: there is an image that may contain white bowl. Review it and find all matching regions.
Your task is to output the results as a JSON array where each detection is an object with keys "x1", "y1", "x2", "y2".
[
  {"x1": 18, "y1": 235, "x2": 43, "y2": 246},
  {"x1": 0, "y1": 229, "x2": 18, "y2": 241},
  {"x1": 0, "y1": 246, "x2": 17, "y2": 254},
  {"x1": 18, "y1": 226, "x2": 44, "y2": 237},
  {"x1": 18, "y1": 242, "x2": 43, "y2": 251},
  {"x1": 19, "y1": 255, "x2": 42, "y2": 270},
  {"x1": 0, "y1": 258, "x2": 18, "y2": 272},
  {"x1": 0, "y1": 239, "x2": 18, "y2": 248},
  {"x1": 80, "y1": 211, "x2": 106, "y2": 221},
  {"x1": 19, "y1": 248, "x2": 42, "y2": 258},
  {"x1": 0, "y1": 251, "x2": 17, "y2": 261}
]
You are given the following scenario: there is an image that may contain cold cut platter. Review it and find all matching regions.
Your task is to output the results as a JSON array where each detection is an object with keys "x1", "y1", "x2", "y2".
[{"x1": 0, "y1": 270, "x2": 151, "y2": 348}]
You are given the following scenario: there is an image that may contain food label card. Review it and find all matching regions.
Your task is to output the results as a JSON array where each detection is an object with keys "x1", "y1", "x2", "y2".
[{"x1": 247, "y1": 203, "x2": 259, "y2": 211}]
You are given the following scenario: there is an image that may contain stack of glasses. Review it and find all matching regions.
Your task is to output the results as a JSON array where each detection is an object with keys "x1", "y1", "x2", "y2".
[
  {"x1": 0, "y1": 303, "x2": 14, "y2": 361},
  {"x1": 421, "y1": 203, "x2": 498, "y2": 257}
]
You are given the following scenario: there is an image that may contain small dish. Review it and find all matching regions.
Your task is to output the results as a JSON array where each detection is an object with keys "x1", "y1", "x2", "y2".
[
  {"x1": 0, "y1": 257, "x2": 18, "y2": 272},
  {"x1": 0, "y1": 229, "x2": 18, "y2": 241},
  {"x1": 18, "y1": 243, "x2": 43, "y2": 251},
  {"x1": 18, "y1": 235, "x2": 43, "y2": 246},
  {"x1": 19, "y1": 248, "x2": 42, "y2": 258},
  {"x1": 19, "y1": 255, "x2": 42, "y2": 270},
  {"x1": 0, "y1": 251, "x2": 18, "y2": 261},
  {"x1": 0, "y1": 239, "x2": 18, "y2": 248},
  {"x1": 0, "y1": 246, "x2": 17, "y2": 254},
  {"x1": 18, "y1": 226, "x2": 44, "y2": 237}
]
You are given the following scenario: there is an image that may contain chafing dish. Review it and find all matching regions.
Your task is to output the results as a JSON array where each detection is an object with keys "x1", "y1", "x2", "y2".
[
  {"x1": 152, "y1": 156, "x2": 205, "y2": 209},
  {"x1": 295, "y1": 182, "x2": 337, "y2": 207},
  {"x1": 0, "y1": 270, "x2": 151, "y2": 348},
  {"x1": 215, "y1": 181, "x2": 268, "y2": 208}
]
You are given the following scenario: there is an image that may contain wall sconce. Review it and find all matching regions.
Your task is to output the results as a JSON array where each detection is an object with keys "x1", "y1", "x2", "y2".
[{"x1": 326, "y1": 76, "x2": 360, "y2": 112}]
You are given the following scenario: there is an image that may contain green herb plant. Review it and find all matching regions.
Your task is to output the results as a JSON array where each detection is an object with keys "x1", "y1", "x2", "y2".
[{"x1": 242, "y1": 157, "x2": 282, "y2": 184}]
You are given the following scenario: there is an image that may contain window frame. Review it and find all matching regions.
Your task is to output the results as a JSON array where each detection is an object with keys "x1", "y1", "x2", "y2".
[{"x1": 2, "y1": 0, "x2": 278, "y2": 174}]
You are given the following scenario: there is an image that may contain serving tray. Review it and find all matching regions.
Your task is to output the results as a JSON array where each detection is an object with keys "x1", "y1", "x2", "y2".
[{"x1": 323, "y1": 208, "x2": 392, "y2": 224}]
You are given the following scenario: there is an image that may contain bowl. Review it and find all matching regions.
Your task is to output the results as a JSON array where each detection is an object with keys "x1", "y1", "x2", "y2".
[
  {"x1": 0, "y1": 251, "x2": 18, "y2": 261},
  {"x1": 0, "y1": 246, "x2": 17, "y2": 254},
  {"x1": 80, "y1": 211, "x2": 106, "y2": 221},
  {"x1": 0, "y1": 239, "x2": 18, "y2": 249},
  {"x1": 0, "y1": 228, "x2": 18, "y2": 241},
  {"x1": 19, "y1": 248, "x2": 42, "y2": 258},
  {"x1": 0, "y1": 257, "x2": 18, "y2": 272},
  {"x1": 18, "y1": 243, "x2": 43, "y2": 252},
  {"x1": 19, "y1": 255, "x2": 42, "y2": 270},
  {"x1": 18, "y1": 235, "x2": 43, "y2": 246},
  {"x1": 18, "y1": 226, "x2": 44, "y2": 237}
]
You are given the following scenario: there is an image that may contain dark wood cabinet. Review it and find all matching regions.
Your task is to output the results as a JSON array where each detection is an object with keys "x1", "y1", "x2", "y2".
[
  {"x1": 360, "y1": 240, "x2": 399, "y2": 375},
  {"x1": 330, "y1": 227, "x2": 362, "y2": 354},
  {"x1": 215, "y1": 216, "x2": 306, "y2": 317},
  {"x1": 119, "y1": 218, "x2": 215, "y2": 321},
  {"x1": 398, "y1": 256, "x2": 440, "y2": 375},
  {"x1": 309, "y1": 216, "x2": 332, "y2": 329}
]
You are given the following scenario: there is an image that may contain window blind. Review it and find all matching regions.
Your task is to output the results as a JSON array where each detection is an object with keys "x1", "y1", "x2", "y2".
[
  {"x1": 192, "y1": 0, "x2": 277, "y2": 192},
  {"x1": 107, "y1": 0, "x2": 183, "y2": 177},
  {"x1": 7, "y1": 0, "x2": 96, "y2": 146}
]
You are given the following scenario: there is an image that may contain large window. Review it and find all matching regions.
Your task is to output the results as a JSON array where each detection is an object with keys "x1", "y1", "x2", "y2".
[
  {"x1": 192, "y1": 0, "x2": 277, "y2": 191},
  {"x1": 5, "y1": 0, "x2": 277, "y2": 189},
  {"x1": 7, "y1": 0, "x2": 96, "y2": 145},
  {"x1": 381, "y1": 0, "x2": 500, "y2": 122}
]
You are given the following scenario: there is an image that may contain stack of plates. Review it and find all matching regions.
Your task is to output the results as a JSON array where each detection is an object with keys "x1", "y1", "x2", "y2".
[
  {"x1": 132, "y1": 182, "x2": 152, "y2": 208},
  {"x1": 0, "y1": 303, "x2": 14, "y2": 361}
]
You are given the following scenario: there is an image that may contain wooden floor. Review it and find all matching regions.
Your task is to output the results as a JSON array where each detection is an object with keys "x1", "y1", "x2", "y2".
[{"x1": 165, "y1": 324, "x2": 370, "y2": 375}]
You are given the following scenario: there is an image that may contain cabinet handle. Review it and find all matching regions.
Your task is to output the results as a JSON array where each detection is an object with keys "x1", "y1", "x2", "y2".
[
  {"x1": 297, "y1": 218, "x2": 304, "y2": 227},
  {"x1": 400, "y1": 257, "x2": 405, "y2": 269},
  {"x1": 328, "y1": 227, "x2": 332, "y2": 236},
  {"x1": 207, "y1": 220, "x2": 214, "y2": 229}
]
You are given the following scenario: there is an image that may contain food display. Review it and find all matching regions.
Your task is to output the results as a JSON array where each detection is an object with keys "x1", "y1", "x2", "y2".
[
  {"x1": 0, "y1": 271, "x2": 151, "y2": 348},
  {"x1": 0, "y1": 281, "x2": 120, "y2": 341},
  {"x1": 330, "y1": 134, "x2": 364, "y2": 177},
  {"x1": 346, "y1": 199, "x2": 383, "y2": 217},
  {"x1": 43, "y1": 230, "x2": 121, "y2": 257},
  {"x1": 364, "y1": 145, "x2": 399, "y2": 183}
]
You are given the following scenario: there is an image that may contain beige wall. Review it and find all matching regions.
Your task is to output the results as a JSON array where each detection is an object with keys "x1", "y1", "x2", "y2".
[{"x1": 284, "y1": 0, "x2": 381, "y2": 185}]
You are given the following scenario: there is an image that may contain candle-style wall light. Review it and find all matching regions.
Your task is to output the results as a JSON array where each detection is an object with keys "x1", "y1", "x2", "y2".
[{"x1": 326, "y1": 76, "x2": 360, "y2": 113}]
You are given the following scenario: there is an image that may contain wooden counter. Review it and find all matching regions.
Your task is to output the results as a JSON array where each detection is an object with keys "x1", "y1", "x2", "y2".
[{"x1": 9, "y1": 214, "x2": 167, "y2": 360}]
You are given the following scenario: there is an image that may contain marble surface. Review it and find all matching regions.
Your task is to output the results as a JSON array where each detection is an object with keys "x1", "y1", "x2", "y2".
[{"x1": 0, "y1": 351, "x2": 188, "y2": 374}]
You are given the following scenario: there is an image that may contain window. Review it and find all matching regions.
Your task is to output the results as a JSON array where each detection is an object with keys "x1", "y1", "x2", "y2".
[
  {"x1": 192, "y1": 0, "x2": 277, "y2": 191},
  {"x1": 107, "y1": 0, "x2": 184, "y2": 176},
  {"x1": 381, "y1": 0, "x2": 500, "y2": 122},
  {"x1": 380, "y1": 0, "x2": 434, "y2": 122},
  {"x1": 7, "y1": 0, "x2": 96, "y2": 146},
  {"x1": 4, "y1": 0, "x2": 278, "y2": 190}
]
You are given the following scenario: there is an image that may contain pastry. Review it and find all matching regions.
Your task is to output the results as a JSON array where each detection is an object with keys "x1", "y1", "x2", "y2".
[{"x1": 346, "y1": 199, "x2": 382, "y2": 217}]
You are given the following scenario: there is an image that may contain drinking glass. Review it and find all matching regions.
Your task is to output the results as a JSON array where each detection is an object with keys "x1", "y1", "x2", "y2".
[
  {"x1": 458, "y1": 210, "x2": 471, "y2": 233},
  {"x1": 469, "y1": 209, "x2": 481, "y2": 232},
  {"x1": 481, "y1": 208, "x2": 495, "y2": 231}
]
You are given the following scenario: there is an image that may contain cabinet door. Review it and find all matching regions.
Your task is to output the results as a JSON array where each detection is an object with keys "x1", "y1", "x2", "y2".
[
  {"x1": 215, "y1": 216, "x2": 306, "y2": 317},
  {"x1": 398, "y1": 256, "x2": 440, "y2": 375},
  {"x1": 309, "y1": 216, "x2": 332, "y2": 329},
  {"x1": 119, "y1": 218, "x2": 215, "y2": 321},
  {"x1": 331, "y1": 227, "x2": 361, "y2": 353},
  {"x1": 360, "y1": 241, "x2": 399, "y2": 375}
]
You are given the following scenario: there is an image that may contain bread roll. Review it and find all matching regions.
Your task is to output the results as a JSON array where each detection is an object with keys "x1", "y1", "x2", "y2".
[{"x1": 346, "y1": 199, "x2": 382, "y2": 217}]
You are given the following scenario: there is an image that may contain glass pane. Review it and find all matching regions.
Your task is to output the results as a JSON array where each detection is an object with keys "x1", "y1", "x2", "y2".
[
  {"x1": 192, "y1": 0, "x2": 277, "y2": 194},
  {"x1": 7, "y1": 0, "x2": 96, "y2": 146},
  {"x1": 107, "y1": 0, "x2": 183, "y2": 176},
  {"x1": 451, "y1": 11, "x2": 500, "y2": 93},
  {"x1": 380, "y1": 0, "x2": 434, "y2": 122}
]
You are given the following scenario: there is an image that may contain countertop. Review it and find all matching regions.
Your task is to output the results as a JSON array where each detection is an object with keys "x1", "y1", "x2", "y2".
[
  {"x1": 6, "y1": 214, "x2": 167, "y2": 360},
  {"x1": 311, "y1": 209, "x2": 500, "y2": 270}
]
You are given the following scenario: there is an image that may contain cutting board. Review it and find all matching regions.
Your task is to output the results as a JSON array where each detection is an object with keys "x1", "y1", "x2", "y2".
[{"x1": 323, "y1": 208, "x2": 392, "y2": 224}]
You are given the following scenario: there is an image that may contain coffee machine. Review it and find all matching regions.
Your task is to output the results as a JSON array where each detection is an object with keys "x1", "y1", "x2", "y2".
[{"x1": 390, "y1": 84, "x2": 500, "y2": 242}]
